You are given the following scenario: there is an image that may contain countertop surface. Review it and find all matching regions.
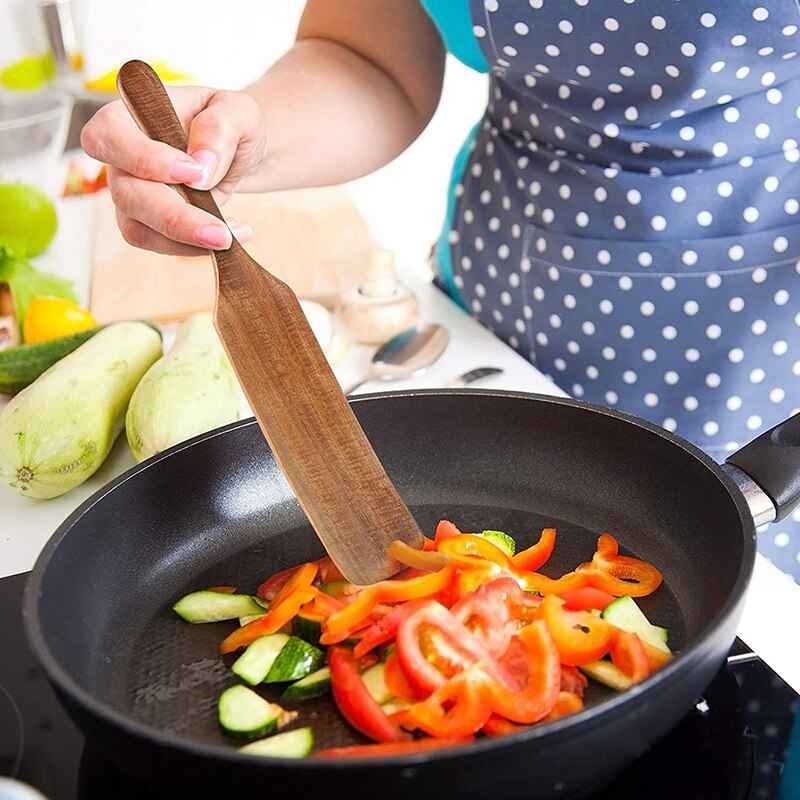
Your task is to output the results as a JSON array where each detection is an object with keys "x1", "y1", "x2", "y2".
[{"x1": 2, "y1": 184, "x2": 799, "y2": 696}]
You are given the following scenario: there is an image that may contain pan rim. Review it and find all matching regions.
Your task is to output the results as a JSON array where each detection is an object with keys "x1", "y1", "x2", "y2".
[{"x1": 21, "y1": 389, "x2": 756, "y2": 770}]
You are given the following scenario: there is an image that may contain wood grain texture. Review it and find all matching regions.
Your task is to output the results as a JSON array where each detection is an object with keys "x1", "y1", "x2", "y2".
[{"x1": 116, "y1": 60, "x2": 423, "y2": 584}]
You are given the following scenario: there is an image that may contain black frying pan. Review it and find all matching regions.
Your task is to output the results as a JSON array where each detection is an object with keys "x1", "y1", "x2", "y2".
[{"x1": 22, "y1": 391, "x2": 800, "y2": 799}]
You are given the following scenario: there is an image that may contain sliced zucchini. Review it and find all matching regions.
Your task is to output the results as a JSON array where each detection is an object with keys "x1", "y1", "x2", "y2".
[
  {"x1": 239, "y1": 612, "x2": 269, "y2": 626},
  {"x1": 173, "y1": 590, "x2": 265, "y2": 623},
  {"x1": 579, "y1": 659, "x2": 633, "y2": 691},
  {"x1": 218, "y1": 685, "x2": 296, "y2": 739},
  {"x1": 601, "y1": 595, "x2": 670, "y2": 654},
  {"x1": 292, "y1": 612, "x2": 323, "y2": 646},
  {"x1": 232, "y1": 634, "x2": 325, "y2": 686},
  {"x1": 320, "y1": 580, "x2": 351, "y2": 599},
  {"x1": 239, "y1": 726, "x2": 314, "y2": 759},
  {"x1": 281, "y1": 666, "x2": 332, "y2": 702},
  {"x1": 361, "y1": 662, "x2": 392, "y2": 705},
  {"x1": 266, "y1": 636, "x2": 325, "y2": 683},
  {"x1": 232, "y1": 634, "x2": 291, "y2": 685},
  {"x1": 477, "y1": 529, "x2": 516, "y2": 557}
]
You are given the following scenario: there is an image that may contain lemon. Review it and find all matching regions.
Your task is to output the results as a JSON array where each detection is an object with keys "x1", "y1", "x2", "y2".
[
  {"x1": 0, "y1": 184, "x2": 58, "y2": 256},
  {"x1": 22, "y1": 296, "x2": 97, "y2": 344}
]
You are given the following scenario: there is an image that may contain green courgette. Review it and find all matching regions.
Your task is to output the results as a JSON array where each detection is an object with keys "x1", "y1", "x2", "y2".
[
  {"x1": 280, "y1": 666, "x2": 331, "y2": 702},
  {"x1": 0, "y1": 321, "x2": 162, "y2": 498},
  {"x1": 172, "y1": 590, "x2": 265, "y2": 623},
  {"x1": 601, "y1": 595, "x2": 671, "y2": 654},
  {"x1": 125, "y1": 312, "x2": 249, "y2": 462},
  {"x1": 239, "y1": 727, "x2": 314, "y2": 759}
]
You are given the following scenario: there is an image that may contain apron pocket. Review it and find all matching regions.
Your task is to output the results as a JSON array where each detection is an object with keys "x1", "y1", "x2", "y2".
[{"x1": 520, "y1": 223, "x2": 800, "y2": 455}]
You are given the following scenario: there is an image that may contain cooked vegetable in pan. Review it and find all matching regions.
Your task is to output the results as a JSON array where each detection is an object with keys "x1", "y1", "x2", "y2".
[{"x1": 173, "y1": 521, "x2": 671, "y2": 758}]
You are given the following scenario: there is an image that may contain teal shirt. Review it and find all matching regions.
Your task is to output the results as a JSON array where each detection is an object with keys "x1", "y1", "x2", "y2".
[{"x1": 418, "y1": 1, "x2": 488, "y2": 307}]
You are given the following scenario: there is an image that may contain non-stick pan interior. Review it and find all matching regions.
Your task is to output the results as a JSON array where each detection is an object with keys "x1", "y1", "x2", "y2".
[{"x1": 26, "y1": 391, "x2": 753, "y2": 755}]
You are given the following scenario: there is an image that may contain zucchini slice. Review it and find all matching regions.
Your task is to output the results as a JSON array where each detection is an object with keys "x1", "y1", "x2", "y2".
[
  {"x1": 218, "y1": 685, "x2": 296, "y2": 739},
  {"x1": 601, "y1": 595, "x2": 670, "y2": 653},
  {"x1": 281, "y1": 666, "x2": 332, "y2": 702},
  {"x1": 232, "y1": 634, "x2": 325, "y2": 685},
  {"x1": 239, "y1": 727, "x2": 314, "y2": 759},
  {"x1": 173, "y1": 591, "x2": 265, "y2": 623}
]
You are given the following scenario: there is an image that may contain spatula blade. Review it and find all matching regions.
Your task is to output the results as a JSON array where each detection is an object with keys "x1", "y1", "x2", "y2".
[{"x1": 115, "y1": 59, "x2": 424, "y2": 585}]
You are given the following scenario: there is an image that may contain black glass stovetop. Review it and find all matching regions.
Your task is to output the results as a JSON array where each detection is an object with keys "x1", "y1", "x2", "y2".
[{"x1": 1, "y1": 570, "x2": 798, "y2": 800}]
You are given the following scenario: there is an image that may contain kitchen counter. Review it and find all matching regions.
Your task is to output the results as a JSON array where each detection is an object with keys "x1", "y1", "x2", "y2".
[{"x1": 1, "y1": 187, "x2": 800, "y2": 697}]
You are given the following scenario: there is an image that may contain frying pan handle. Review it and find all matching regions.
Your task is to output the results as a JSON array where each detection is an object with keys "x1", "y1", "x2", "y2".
[{"x1": 725, "y1": 413, "x2": 800, "y2": 523}]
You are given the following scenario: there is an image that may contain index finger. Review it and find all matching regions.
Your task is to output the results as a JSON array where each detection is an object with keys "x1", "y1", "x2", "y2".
[{"x1": 80, "y1": 87, "x2": 216, "y2": 185}]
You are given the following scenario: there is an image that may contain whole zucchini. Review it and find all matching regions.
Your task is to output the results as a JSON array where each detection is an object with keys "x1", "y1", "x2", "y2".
[
  {"x1": 0, "y1": 320, "x2": 160, "y2": 394},
  {"x1": 126, "y1": 312, "x2": 249, "y2": 462},
  {"x1": 0, "y1": 321, "x2": 162, "y2": 498}
]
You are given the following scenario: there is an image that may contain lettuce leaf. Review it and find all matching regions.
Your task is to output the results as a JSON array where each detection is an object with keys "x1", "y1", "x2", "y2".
[{"x1": 0, "y1": 242, "x2": 76, "y2": 327}]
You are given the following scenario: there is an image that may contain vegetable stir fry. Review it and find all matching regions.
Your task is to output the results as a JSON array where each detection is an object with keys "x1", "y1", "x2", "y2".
[{"x1": 173, "y1": 522, "x2": 671, "y2": 759}]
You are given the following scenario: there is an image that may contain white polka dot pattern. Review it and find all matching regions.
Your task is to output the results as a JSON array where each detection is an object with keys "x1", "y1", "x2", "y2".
[{"x1": 444, "y1": 0, "x2": 800, "y2": 578}]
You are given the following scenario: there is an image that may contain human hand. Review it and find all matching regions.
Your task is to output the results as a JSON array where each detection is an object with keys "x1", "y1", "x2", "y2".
[{"x1": 81, "y1": 86, "x2": 267, "y2": 255}]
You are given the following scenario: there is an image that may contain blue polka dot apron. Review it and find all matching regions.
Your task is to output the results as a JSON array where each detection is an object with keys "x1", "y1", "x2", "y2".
[{"x1": 423, "y1": 0, "x2": 800, "y2": 579}]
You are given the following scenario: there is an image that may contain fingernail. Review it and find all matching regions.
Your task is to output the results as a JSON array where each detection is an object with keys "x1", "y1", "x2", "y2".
[
  {"x1": 197, "y1": 224, "x2": 231, "y2": 249},
  {"x1": 170, "y1": 160, "x2": 205, "y2": 184},
  {"x1": 188, "y1": 149, "x2": 218, "y2": 187},
  {"x1": 229, "y1": 221, "x2": 253, "y2": 243}
]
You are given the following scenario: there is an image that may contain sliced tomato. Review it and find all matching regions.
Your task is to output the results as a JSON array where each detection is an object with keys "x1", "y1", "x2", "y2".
[
  {"x1": 315, "y1": 738, "x2": 471, "y2": 758},
  {"x1": 610, "y1": 630, "x2": 650, "y2": 682},
  {"x1": 538, "y1": 594, "x2": 616, "y2": 666},
  {"x1": 395, "y1": 600, "x2": 517, "y2": 696},
  {"x1": 512, "y1": 527, "x2": 556, "y2": 571},
  {"x1": 557, "y1": 587, "x2": 616, "y2": 612},
  {"x1": 328, "y1": 647, "x2": 410, "y2": 743},
  {"x1": 483, "y1": 620, "x2": 561, "y2": 724},
  {"x1": 434, "y1": 519, "x2": 462, "y2": 544},
  {"x1": 451, "y1": 578, "x2": 516, "y2": 658},
  {"x1": 400, "y1": 670, "x2": 493, "y2": 739},
  {"x1": 560, "y1": 665, "x2": 588, "y2": 697}
]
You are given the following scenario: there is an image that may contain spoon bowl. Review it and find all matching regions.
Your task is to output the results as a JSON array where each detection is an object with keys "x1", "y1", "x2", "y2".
[{"x1": 343, "y1": 323, "x2": 450, "y2": 394}]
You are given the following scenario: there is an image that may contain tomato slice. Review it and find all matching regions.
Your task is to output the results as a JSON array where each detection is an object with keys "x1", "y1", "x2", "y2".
[
  {"x1": 451, "y1": 578, "x2": 516, "y2": 659},
  {"x1": 328, "y1": 647, "x2": 410, "y2": 743},
  {"x1": 434, "y1": 519, "x2": 462, "y2": 544},
  {"x1": 484, "y1": 620, "x2": 561, "y2": 724},
  {"x1": 395, "y1": 600, "x2": 517, "y2": 695},
  {"x1": 560, "y1": 665, "x2": 588, "y2": 697},
  {"x1": 538, "y1": 594, "x2": 616, "y2": 666},
  {"x1": 512, "y1": 527, "x2": 556, "y2": 571}
]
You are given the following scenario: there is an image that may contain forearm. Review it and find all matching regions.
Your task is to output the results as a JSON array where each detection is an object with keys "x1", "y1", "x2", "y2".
[{"x1": 240, "y1": 8, "x2": 445, "y2": 191}]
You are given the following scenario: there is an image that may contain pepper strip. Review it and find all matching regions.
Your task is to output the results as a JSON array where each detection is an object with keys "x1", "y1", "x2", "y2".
[
  {"x1": 512, "y1": 527, "x2": 556, "y2": 571},
  {"x1": 323, "y1": 565, "x2": 456, "y2": 638}
]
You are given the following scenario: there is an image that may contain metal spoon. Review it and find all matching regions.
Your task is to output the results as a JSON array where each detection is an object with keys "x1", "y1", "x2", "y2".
[{"x1": 343, "y1": 323, "x2": 450, "y2": 395}]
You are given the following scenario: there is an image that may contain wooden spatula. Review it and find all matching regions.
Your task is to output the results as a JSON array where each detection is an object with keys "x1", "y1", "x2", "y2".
[{"x1": 116, "y1": 60, "x2": 423, "y2": 585}]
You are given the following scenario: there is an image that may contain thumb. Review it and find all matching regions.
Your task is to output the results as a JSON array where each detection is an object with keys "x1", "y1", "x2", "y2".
[{"x1": 184, "y1": 90, "x2": 263, "y2": 191}]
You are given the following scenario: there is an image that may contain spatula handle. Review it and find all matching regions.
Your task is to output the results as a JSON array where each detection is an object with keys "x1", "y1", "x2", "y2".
[{"x1": 116, "y1": 59, "x2": 225, "y2": 224}]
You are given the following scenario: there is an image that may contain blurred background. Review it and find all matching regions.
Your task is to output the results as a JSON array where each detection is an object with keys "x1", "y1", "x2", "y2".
[{"x1": 0, "y1": 0, "x2": 488, "y2": 269}]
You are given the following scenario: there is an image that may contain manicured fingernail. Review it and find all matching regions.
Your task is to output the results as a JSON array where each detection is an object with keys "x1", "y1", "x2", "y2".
[
  {"x1": 188, "y1": 149, "x2": 218, "y2": 187},
  {"x1": 229, "y1": 221, "x2": 253, "y2": 243},
  {"x1": 170, "y1": 160, "x2": 205, "y2": 184},
  {"x1": 197, "y1": 224, "x2": 231, "y2": 249}
]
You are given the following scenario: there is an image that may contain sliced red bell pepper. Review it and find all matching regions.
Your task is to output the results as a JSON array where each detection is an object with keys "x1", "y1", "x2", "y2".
[
  {"x1": 610, "y1": 630, "x2": 651, "y2": 682},
  {"x1": 324, "y1": 566, "x2": 455, "y2": 638},
  {"x1": 557, "y1": 586, "x2": 616, "y2": 612},
  {"x1": 400, "y1": 669, "x2": 493, "y2": 739},
  {"x1": 483, "y1": 620, "x2": 561, "y2": 724},
  {"x1": 578, "y1": 534, "x2": 663, "y2": 596},
  {"x1": 512, "y1": 527, "x2": 556, "y2": 571},
  {"x1": 388, "y1": 539, "x2": 451, "y2": 572},
  {"x1": 328, "y1": 647, "x2": 410, "y2": 743},
  {"x1": 481, "y1": 713, "x2": 523, "y2": 737},
  {"x1": 315, "y1": 737, "x2": 472, "y2": 758},
  {"x1": 352, "y1": 600, "x2": 427, "y2": 658},
  {"x1": 383, "y1": 651, "x2": 422, "y2": 703},
  {"x1": 543, "y1": 690, "x2": 584, "y2": 722},
  {"x1": 538, "y1": 594, "x2": 616, "y2": 666},
  {"x1": 256, "y1": 558, "x2": 330, "y2": 601}
]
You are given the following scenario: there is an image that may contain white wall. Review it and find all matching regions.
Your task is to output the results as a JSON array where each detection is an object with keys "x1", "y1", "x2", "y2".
[{"x1": 2, "y1": 0, "x2": 488, "y2": 269}]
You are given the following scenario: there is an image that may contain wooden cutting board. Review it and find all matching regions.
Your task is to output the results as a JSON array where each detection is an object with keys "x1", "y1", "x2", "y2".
[{"x1": 89, "y1": 185, "x2": 378, "y2": 323}]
